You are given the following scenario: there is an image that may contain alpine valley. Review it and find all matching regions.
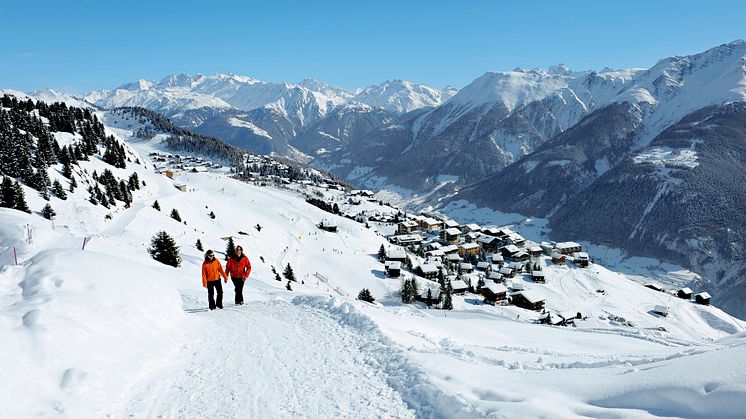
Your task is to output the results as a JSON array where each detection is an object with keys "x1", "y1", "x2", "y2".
[{"x1": 76, "y1": 40, "x2": 746, "y2": 319}]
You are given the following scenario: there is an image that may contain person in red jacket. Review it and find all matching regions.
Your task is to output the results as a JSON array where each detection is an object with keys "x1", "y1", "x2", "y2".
[
  {"x1": 202, "y1": 250, "x2": 228, "y2": 310},
  {"x1": 226, "y1": 245, "x2": 252, "y2": 305}
]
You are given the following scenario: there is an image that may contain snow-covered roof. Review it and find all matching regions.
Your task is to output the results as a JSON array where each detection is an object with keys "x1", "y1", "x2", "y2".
[
  {"x1": 511, "y1": 282, "x2": 525, "y2": 291},
  {"x1": 574, "y1": 252, "x2": 589, "y2": 259},
  {"x1": 465, "y1": 223, "x2": 481, "y2": 231},
  {"x1": 387, "y1": 248, "x2": 406, "y2": 259},
  {"x1": 446, "y1": 253, "x2": 462, "y2": 261},
  {"x1": 444, "y1": 227, "x2": 462, "y2": 236},
  {"x1": 444, "y1": 220, "x2": 460, "y2": 228},
  {"x1": 499, "y1": 267, "x2": 513, "y2": 275},
  {"x1": 532, "y1": 271, "x2": 545, "y2": 277},
  {"x1": 653, "y1": 304, "x2": 669, "y2": 314},
  {"x1": 476, "y1": 235, "x2": 499, "y2": 244},
  {"x1": 459, "y1": 243, "x2": 480, "y2": 251},
  {"x1": 502, "y1": 244, "x2": 520, "y2": 254},
  {"x1": 476, "y1": 261, "x2": 490, "y2": 269},
  {"x1": 484, "y1": 283, "x2": 508, "y2": 295},
  {"x1": 516, "y1": 291, "x2": 543, "y2": 303},
  {"x1": 420, "y1": 263, "x2": 438, "y2": 274},
  {"x1": 556, "y1": 241, "x2": 581, "y2": 250},
  {"x1": 459, "y1": 263, "x2": 474, "y2": 270},
  {"x1": 695, "y1": 292, "x2": 711, "y2": 299},
  {"x1": 451, "y1": 279, "x2": 468, "y2": 290},
  {"x1": 487, "y1": 272, "x2": 503, "y2": 281},
  {"x1": 679, "y1": 287, "x2": 693, "y2": 294},
  {"x1": 528, "y1": 246, "x2": 543, "y2": 253}
]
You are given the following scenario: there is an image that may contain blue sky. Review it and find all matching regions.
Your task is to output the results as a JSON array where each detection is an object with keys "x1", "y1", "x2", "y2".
[{"x1": 1, "y1": 0, "x2": 745, "y2": 93}]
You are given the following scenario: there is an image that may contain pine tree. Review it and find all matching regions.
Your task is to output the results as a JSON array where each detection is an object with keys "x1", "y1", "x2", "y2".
[
  {"x1": 357, "y1": 288, "x2": 375, "y2": 303},
  {"x1": 52, "y1": 180, "x2": 67, "y2": 200},
  {"x1": 275, "y1": 272, "x2": 282, "y2": 282},
  {"x1": 442, "y1": 280, "x2": 453, "y2": 310},
  {"x1": 170, "y1": 208, "x2": 181, "y2": 222},
  {"x1": 426, "y1": 288, "x2": 433, "y2": 308},
  {"x1": 196, "y1": 239, "x2": 203, "y2": 251},
  {"x1": 409, "y1": 277, "x2": 419, "y2": 302},
  {"x1": 401, "y1": 279, "x2": 412, "y2": 303},
  {"x1": 147, "y1": 231, "x2": 182, "y2": 267},
  {"x1": 286, "y1": 281, "x2": 293, "y2": 291},
  {"x1": 152, "y1": 200, "x2": 161, "y2": 211},
  {"x1": 209, "y1": 211, "x2": 216, "y2": 219},
  {"x1": 1, "y1": 177, "x2": 14, "y2": 208},
  {"x1": 225, "y1": 237, "x2": 236, "y2": 260},
  {"x1": 283, "y1": 263, "x2": 296, "y2": 282},
  {"x1": 12, "y1": 181, "x2": 30, "y2": 213},
  {"x1": 377, "y1": 244, "x2": 386, "y2": 262},
  {"x1": 41, "y1": 203, "x2": 56, "y2": 220}
]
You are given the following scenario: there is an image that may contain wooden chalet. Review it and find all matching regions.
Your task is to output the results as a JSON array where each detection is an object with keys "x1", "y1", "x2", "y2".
[
  {"x1": 556, "y1": 242, "x2": 582, "y2": 255},
  {"x1": 446, "y1": 253, "x2": 462, "y2": 264},
  {"x1": 318, "y1": 219, "x2": 338, "y2": 232},
  {"x1": 443, "y1": 219, "x2": 460, "y2": 230},
  {"x1": 458, "y1": 242, "x2": 480, "y2": 256},
  {"x1": 511, "y1": 250, "x2": 529, "y2": 262},
  {"x1": 652, "y1": 304, "x2": 669, "y2": 317},
  {"x1": 459, "y1": 262, "x2": 474, "y2": 273},
  {"x1": 482, "y1": 283, "x2": 508, "y2": 305},
  {"x1": 500, "y1": 244, "x2": 521, "y2": 258},
  {"x1": 464, "y1": 223, "x2": 482, "y2": 233},
  {"x1": 451, "y1": 279, "x2": 468, "y2": 295},
  {"x1": 511, "y1": 291, "x2": 545, "y2": 311},
  {"x1": 386, "y1": 247, "x2": 407, "y2": 263},
  {"x1": 499, "y1": 266, "x2": 514, "y2": 278},
  {"x1": 573, "y1": 252, "x2": 589, "y2": 267},
  {"x1": 694, "y1": 292, "x2": 711, "y2": 306},
  {"x1": 420, "y1": 217, "x2": 442, "y2": 232},
  {"x1": 397, "y1": 220, "x2": 419, "y2": 234},
  {"x1": 441, "y1": 227, "x2": 462, "y2": 244},
  {"x1": 677, "y1": 287, "x2": 693, "y2": 300},
  {"x1": 476, "y1": 261, "x2": 491, "y2": 272},
  {"x1": 531, "y1": 271, "x2": 546, "y2": 283},
  {"x1": 487, "y1": 271, "x2": 503, "y2": 282},
  {"x1": 505, "y1": 232, "x2": 526, "y2": 247},
  {"x1": 419, "y1": 263, "x2": 439, "y2": 279},
  {"x1": 551, "y1": 253, "x2": 566, "y2": 265},
  {"x1": 385, "y1": 261, "x2": 402, "y2": 277},
  {"x1": 476, "y1": 235, "x2": 501, "y2": 252},
  {"x1": 417, "y1": 287, "x2": 442, "y2": 304},
  {"x1": 528, "y1": 246, "x2": 543, "y2": 257}
]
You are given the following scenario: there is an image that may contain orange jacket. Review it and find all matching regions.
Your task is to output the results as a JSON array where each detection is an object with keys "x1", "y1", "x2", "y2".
[
  {"x1": 226, "y1": 255, "x2": 252, "y2": 280},
  {"x1": 202, "y1": 259, "x2": 227, "y2": 287}
]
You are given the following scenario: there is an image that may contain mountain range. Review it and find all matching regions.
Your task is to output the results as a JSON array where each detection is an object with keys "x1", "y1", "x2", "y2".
[{"x1": 16, "y1": 39, "x2": 746, "y2": 317}]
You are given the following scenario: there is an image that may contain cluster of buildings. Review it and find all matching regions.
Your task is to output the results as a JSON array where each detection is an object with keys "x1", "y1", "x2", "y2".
[{"x1": 381, "y1": 214, "x2": 598, "y2": 314}]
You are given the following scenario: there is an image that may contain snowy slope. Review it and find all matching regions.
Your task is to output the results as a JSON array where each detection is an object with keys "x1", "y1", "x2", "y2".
[{"x1": 2, "y1": 110, "x2": 746, "y2": 418}]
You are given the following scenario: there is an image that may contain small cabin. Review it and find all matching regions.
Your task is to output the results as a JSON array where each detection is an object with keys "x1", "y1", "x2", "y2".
[
  {"x1": 397, "y1": 220, "x2": 419, "y2": 234},
  {"x1": 551, "y1": 253, "x2": 566, "y2": 265},
  {"x1": 386, "y1": 247, "x2": 407, "y2": 263},
  {"x1": 500, "y1": 244, "x2": 521, "y2": 258},
  {"x1": 419, "y1": 263, "x2": 439, "y2": 279},
  {"x1": 174, "y1": 182, "x2": 187, "y2": 192},
  {"x1": 677, "y1": 287, "x2": 693, "y2": 300},
  {"x1": 165, "y1": 169, "x2": 174, "y2": 178},
  {"x1": 459, "y1": 262, "x2": 474, "y2": 273},
  {"x1": 482, "y1": 283, "x2": 508, "y2": 305},
  {"x1": 652, "y1": 304, "x2": 669, "y2": 317},
  {"x1": 510, "y1": 281, "x2": 525, "y2": 291},
  {"x1": 446, "y1": 253, "x2": 462, "y2": 264},
  {"x1": 476, "y1": 261, "x2": 491, "y2": 272},
  {"x1": 556, "y1": 242, "x2": 582, "y2": 255},
  {"x1": 499, "y1": 266, "x2": 514, "y2": 278},
  {"x1": 318, "y1": 219, "x2": 338, "y2": 232},
  {"x1": 487, "y1": 271, "x2": 503, "y2": 283},
  {"x1": 458, "y1": 243, "x2": 480, "y2": 256},
  {"x1": 385, "y1": 261, "x2": 401, "y2": 278},
  {"x1": 574, "y1": 252, "x2": 590, "y2": 268},
  {"x1": 451, "y1": 279, "x2": 468, "y2": 295},
  {"x1": 511, "y1": 251, "x2": 529, "y2": 262},
  {"x1": 464, "y1": 223, "x2": 482, "y2": 233},
  {"x1": 417, "y1": 287, "x2": 442, "y2": 304},
  {"x1": 528, "y1": 246, "x2": 543, "y2": 257},
  {"x1": 531, "y1": 271, "x2": 546, "y2": 283},
  {"x1": 476, "y1": 235, "x2": 501, "y2": 252},
  {"x1": 420, "y1": 217, "x2": 442, "y2": 232},
  {"x1": 694, "y1": 292, "x2": 711, "y2": 306},
  {"x1": 489, "y1": 253, "x2": 504, "y2": 265},
  {"x1": 511, "y1": 291, "x2": 545, "y2": 311},
  {"x1": 505, "y1": 232, "x2": 526, "y2": 247},
  {"x1": 443, "y1": 220, "x2": 460, "y2": 230},
  {"x1": 441, "y1": 227, "x2": 462, "y2": 244}
]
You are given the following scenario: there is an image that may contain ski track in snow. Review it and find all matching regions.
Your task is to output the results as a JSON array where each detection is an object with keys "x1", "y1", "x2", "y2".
[{"x1": 114, "y1": 294, "x2": 414, "y2": 419}]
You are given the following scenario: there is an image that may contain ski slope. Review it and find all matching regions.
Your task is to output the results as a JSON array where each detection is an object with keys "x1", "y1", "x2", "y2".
[{"x1": 1, "y1": 119, "x2": 746, "y2": 418}]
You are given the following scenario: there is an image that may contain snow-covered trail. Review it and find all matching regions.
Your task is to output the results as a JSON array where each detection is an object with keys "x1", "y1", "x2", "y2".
[{"x1": 113, "y1": 291, "x2": 414, "y2": 419}]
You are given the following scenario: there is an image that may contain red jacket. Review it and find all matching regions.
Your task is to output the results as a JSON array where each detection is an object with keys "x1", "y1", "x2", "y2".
[
  {"x1": 202, "y1": 259, "x2": 227, "y2": 287},
  {"x1": 226, "y1": 255, "x2": 252, "y2": 280}
]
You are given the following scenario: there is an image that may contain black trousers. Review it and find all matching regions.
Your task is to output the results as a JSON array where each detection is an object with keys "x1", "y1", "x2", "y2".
[
  {"x1": 207, "y1": 280, "x2": 223, "y2": 309},
  {"x1": 232, "y1": 278, "x2": 245, "y2": 304}
]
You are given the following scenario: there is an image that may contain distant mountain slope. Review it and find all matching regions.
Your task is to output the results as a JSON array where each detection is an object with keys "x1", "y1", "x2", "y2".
[{"x1": 550, "y1": 102, "x2": 746, "y2": 317}]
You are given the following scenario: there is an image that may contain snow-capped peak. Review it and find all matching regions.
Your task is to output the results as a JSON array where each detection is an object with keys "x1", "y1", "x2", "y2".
[{"x1": 351, "y1": 79, "x2": 449, "y2": 113}]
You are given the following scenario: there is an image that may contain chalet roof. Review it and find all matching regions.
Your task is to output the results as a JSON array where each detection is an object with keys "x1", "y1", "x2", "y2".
[
  {"x1": 499, "y1": 267, "x2": 513, "y2": 275},
  {"x1": 490, "y1": 254, "x2": 504, "y2": 262},
  {"x1": 551, "y1": 252, "x2": 565, "y2": 259},
  {"x1": 644, "y1": 283, "x2": 664, "y2": 291},
  {"x1": 487, "y1": 272, "x2": 502, "y2": 280},
  {"x1": 399, "y1": 220, "x2": 418, "y2": 227},
  {"x1": 557, "y1": 241, "x2": 581, "y2": 250},
  {"x1": 422, "y1": 217, "x2": 441, "y2": 225},
  {"x1": 679, "y1": 287, "x2": 693, "y2": 294},
  {"x1": 444, "y1": 227, "x2": 462, "y2": 236},
  {"x1": 532, "y1": 271, "x2": 545, "y2": 277},
  {"x1": 484, "y1": 283, "x2": 508, "y2": 295},
  {"x1": 451, "y1": 279, "x2": 468, "y2": 290},
  {"x1": 510, "y1": 281, "x2": 525, "y2": 291},
  {"x1": 502, "y1": 244, "x2": 520, "y2": 254},
  {"x1": 420, "y1": 287, "x2": 441, "y2": 299},
  {"x1": 476, "y1": 261, "x2": 490, "y2": 269},
  {"x1": 476, "y1": 235, "x2": 499, "y2": 244},
  {"x1": 444, "y1": 220, "x2": 460, "y2": 228},
  {"x1": 420, "y1": 263, "x2": 438, "y2": 274},
  {"x1": 459, "y1": 243, "x2": 480, "y2": 251},
  {"x1": 466, "y1": 232, "x2": 479, "y2": 239},
  {"x1": 465, "y1": 223, "x2": 481, "y2": 231},
  {"x1": 441, "y1": 245, "x2": 459, "y2": 253},
  {"x1": 513, "y1": 251, "x2": 528, "y2": 258},
  {"x1": 695, "y1": 292, "x2": 711, "y2": 299},
  {"x1": 507, "y1": 232, "x2": 525, "y2": 242},
  {"x1": 446, "y1": 253, "x2": 462, "y2": 262},
  {"x1": 459, "y1": 263, "x2": 474, "y2": 270},
  {"x1": 653, "y1": 304, "x2": 669, "y2": 314},
  {"x1": 516, "y1": 291, "x2": 544, "y2": 304},
  {"x1": 387, "y1": 261, "x2": 401, "y2": 270},
  {"x1": 320, "y1": 219, "x2": 337, "y2": 228},
  {"x1": 427, "y1": 250, "x2": 446, "y2": 257},
  {"x1": 387, "y1": 248, "x2": 406, "y2": 259},
  {"x1": 528, "y1": 246, "x2": 543, "y2": 253},
  {"x1": 574, "y1": 252, "x2": 589, "y2": 259}
]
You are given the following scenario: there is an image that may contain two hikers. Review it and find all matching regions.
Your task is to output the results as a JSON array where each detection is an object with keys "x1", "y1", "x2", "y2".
[
  {"x1": 226, "y1": 245, "x2": 252, "y2": 305},
  {"x1": 201, "y1": 246, "x2": 252, "y2": 309}
]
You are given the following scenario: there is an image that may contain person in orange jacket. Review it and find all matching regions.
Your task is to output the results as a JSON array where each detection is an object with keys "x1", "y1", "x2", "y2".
[
  {"x1": 226, "y1": 245, "x2": 252, "y2": 305},
  {"x1": 202, "y1": 249, "x2": 228, "y2": 310}
]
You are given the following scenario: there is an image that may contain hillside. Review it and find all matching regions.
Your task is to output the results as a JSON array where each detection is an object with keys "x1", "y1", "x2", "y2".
[{"x1": 2, "y1": 93, "x2": 746, "y2": 417}]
